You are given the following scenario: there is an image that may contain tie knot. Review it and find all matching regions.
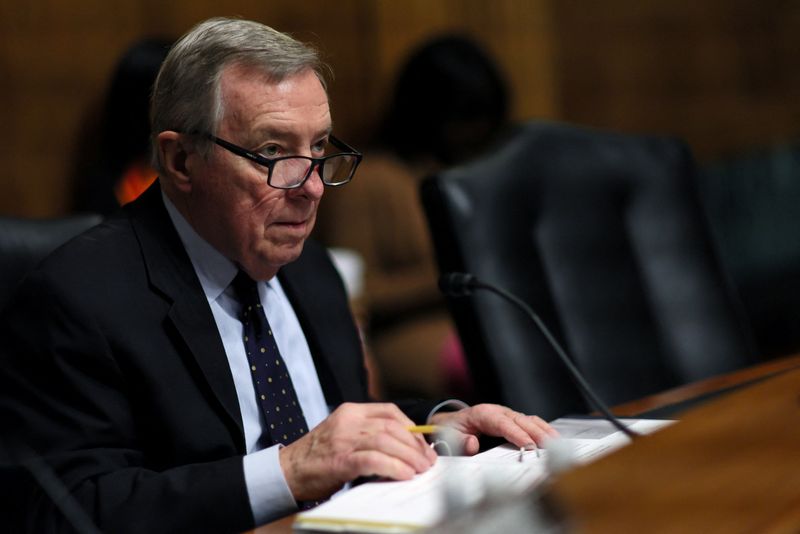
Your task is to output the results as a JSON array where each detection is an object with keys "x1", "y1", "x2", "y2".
[{"x1": 231, "y1": 270, "x2": 261, "y2": 309}]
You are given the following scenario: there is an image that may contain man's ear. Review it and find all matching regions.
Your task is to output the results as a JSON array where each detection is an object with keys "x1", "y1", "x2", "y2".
[{"x1": 156, "y1": 131, "x2": 195, "y2": 194}]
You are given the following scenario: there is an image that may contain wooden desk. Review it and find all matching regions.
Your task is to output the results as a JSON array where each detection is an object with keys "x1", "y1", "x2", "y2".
[
  {"x1": 253, "y1": 354, "x2": 800, "y2": 533},
  {"x1": 550, "y1": 364, "x2": 800, "y2": 532},
  {"x1": 611, "y1": 353, "x2": 800, "y2": 417},
  {"x1": 250, "y1": 515, "x2": 294, "y2": 534}
]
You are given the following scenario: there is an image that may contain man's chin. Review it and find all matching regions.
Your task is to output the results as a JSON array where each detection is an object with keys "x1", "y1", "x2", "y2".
[
  {"x1": 249, "y1": 240, "x2": 306, "y2": 277},
  {"x1": 279, "y1": 241, "x2": 305, "y2": 264}
]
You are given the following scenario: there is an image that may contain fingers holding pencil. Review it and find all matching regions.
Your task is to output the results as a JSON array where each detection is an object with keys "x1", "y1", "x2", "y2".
[{"x1": 279, "y1": 402, "x2": 436, "y2": 501}]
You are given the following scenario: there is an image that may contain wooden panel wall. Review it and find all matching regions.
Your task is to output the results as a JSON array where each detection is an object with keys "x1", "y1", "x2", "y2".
[
  {"x1": 552, "y1": 0, "x2": 800, "y2": 159},
  {"x1": 0, "y1": 0, "x2": 556, "y2": 217},
  {"x1": 1, "y1": 1, "x2": 798, "y2": 217}
]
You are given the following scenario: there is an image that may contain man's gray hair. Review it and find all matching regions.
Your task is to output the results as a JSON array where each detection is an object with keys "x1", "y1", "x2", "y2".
[{"x1": 150, "y1": 17, "x2": 330, "y2": 172}]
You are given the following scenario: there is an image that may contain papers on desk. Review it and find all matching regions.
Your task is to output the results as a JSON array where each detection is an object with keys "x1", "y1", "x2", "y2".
[
  {"x1": 478, "y1": 417, "x2": 673, "y2": 465},
  {"x1": 293, "y1": 417, "x2": 674, "y2": 533}
]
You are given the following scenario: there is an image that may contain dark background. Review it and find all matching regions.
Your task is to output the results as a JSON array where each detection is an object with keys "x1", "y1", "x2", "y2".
[{"x1": 2, "y1": 0, "x2": 799, "y2": 217}]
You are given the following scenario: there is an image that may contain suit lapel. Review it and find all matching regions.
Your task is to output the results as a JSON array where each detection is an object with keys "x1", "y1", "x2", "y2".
[
  {"x1": 127, "y1": 183, "x2": 245, "y2": 450},
  {"x1": 279, "y1": 264, "x2": 344, "y2": 406},
  {"x1": 278, "y1": 241, "x2": 368, "y2": 406}
]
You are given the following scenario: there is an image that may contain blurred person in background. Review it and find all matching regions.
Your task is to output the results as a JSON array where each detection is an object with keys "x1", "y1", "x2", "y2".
[
  {"x1": 316, "y1": 34, "x2": 514, "y2": 400},
  {"x1": 71, "y1": 37, "x2": 172, "y2": 215}
]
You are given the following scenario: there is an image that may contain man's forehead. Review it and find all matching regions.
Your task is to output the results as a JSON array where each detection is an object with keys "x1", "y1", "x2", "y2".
[
  {"x1": 220, "y1": 65, "x2": 327, "y2": 106},
  {"x1": 218, "y1": 65, "x2": 330, "y2": 136},
  {"x1": 250, "y1": 122, "x2": 333, "y2": 141},
  {"x1": 220, "y1": 62, "x2": 325, "y2": 94}
]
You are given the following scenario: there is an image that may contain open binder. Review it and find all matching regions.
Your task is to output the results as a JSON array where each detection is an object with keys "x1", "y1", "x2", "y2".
[{"x1": 293, "y1": 418, "x2": 672, "y2": 533}]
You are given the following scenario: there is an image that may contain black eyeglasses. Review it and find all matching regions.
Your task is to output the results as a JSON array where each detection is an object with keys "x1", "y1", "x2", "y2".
[{"x1": 206, "y1": 133, "x2": 362, "y2": 189}]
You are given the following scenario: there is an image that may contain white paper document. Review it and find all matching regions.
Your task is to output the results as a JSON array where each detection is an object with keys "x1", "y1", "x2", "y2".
[
  {"x1": 293, "y1": 417, "x2": 674, "y2": 533},
  {"x1": 477, "y1": 417, "x2": 673, "y2": 465}
]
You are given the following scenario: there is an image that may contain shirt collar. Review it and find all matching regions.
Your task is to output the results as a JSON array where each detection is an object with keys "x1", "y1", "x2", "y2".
[{"x1": 162, "y1": 191, "x2": 237, "y2": 302}]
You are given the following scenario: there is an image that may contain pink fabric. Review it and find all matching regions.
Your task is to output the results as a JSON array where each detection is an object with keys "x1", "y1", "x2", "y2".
[{"x1": 440, "y1": 331, "x2": 473, "y2": 399}]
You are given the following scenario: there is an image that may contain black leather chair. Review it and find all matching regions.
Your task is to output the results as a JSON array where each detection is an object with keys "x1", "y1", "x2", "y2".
[
  {"x1": 421, "y1": 121, "x2": 757, "y2": 420},
  {"x1": 0, "y1": 213, "x2": 103, "y2": 532},
  {"x1": 699, "y1": 143, "x2": 800, "y2": 359},
  {"x1": 0, "y1": 214, "x2": 103, "y2": 311}
]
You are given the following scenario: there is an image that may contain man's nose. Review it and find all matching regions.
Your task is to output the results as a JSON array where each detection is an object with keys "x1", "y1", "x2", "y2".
[{"x1": 296, "y1": 163, "x2": 324, "y2": 199}]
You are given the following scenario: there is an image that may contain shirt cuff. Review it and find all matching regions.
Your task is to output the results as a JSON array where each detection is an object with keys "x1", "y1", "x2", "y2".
[{"x1": 243, "y1": 444, "x2": 298, "y2": 525}]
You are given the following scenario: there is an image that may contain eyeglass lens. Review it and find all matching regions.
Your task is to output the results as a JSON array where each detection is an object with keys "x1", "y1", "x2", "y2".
[{"x1": 271, "y1": 154, "x2": 358, "y2": 188}]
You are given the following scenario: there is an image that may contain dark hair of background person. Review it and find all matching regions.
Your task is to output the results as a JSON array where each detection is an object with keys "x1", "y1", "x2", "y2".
[
  {"x1": 376, "y1": 34, "x2": 511, "y2": 167},
  {"x1": 70, "y1": 37, "x2": 172, "y2": 215}
]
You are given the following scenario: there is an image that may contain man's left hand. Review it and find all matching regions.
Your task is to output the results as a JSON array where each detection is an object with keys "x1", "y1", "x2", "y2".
[{"x1": 429, "y1": 404, "x2": 559, "y2": 455}]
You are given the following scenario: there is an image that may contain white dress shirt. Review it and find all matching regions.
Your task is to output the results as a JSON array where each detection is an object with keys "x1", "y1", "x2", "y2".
[{"x1": 162, "y1": 193, "x2": 330, "y2": 524}]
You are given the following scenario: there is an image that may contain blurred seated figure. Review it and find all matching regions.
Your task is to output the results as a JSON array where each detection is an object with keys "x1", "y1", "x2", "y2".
[
  {"x1": 316, "y1": 34, "x2": 512, "y2": 399},
  {"x1": 71, "y1": 37, "x2": 171, "y2": 215}
]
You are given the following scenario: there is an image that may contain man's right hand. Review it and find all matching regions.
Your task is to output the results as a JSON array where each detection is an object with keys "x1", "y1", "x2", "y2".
[{"x1": 279, "y1": 402, "x2": 437, "y2": 501}]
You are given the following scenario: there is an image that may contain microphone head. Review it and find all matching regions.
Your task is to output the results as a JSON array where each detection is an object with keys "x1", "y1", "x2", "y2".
[{"x1": 439, "y1": 272, "x2": 478, "y2": 297}]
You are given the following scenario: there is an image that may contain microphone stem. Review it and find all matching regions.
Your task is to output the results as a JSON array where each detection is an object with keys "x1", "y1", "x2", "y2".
[{"x1": 475, "y1": 282, "x2": 639, "y2": 439}]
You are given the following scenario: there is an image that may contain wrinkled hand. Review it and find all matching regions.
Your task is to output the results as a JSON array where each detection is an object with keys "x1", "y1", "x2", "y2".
[
  {"x1": 430, "y1": 404, "x2": 559, "y2": 455},
  {"x1": 279, "y1": 402, "x2": 437, "y2": 501}
]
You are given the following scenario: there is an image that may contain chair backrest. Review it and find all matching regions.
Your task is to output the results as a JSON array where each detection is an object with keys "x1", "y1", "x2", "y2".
[
  {"x1": 0, "y1": 214, "x2": 103, "y2": 311},
  {"x1": 421, "y1": 121, "x2": 756, "y2": 420},
  {"x1": 699, "y1": 143, "x2": 800, "y2": 359}
]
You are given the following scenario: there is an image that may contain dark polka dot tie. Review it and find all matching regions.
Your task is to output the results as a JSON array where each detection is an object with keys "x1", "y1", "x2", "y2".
[{"x1": 231, "y1": 270, "x2": 309, "y2": 447}]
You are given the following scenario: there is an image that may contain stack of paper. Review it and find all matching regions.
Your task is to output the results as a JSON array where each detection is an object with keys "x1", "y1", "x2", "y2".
[{"x1": 294, "y1": 418, "x2": 673, "y2": 533}]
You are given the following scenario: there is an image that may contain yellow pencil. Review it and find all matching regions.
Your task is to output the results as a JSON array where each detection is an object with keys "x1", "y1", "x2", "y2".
[{"x1": 407, "y1": 425, "x2": 439, "y2": 434}]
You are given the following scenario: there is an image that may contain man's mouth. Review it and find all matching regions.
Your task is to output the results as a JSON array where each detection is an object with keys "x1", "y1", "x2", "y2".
[{"x1": 274, "y1": 217, "x2": 310, "y2": 231}]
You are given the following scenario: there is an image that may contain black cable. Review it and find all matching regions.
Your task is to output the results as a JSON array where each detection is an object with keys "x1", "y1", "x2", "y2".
[{"x1": 440, "y1": 272, "x2": 639, "y2": 439}]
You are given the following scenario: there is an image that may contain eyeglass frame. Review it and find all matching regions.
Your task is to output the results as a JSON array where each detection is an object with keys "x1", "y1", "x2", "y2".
[{"x1": 201, "y1": 132, "x2": 362, "y2": 190}]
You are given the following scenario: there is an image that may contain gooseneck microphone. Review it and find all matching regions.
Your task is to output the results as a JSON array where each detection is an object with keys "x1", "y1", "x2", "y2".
[{"x1": 439, "y1": 272, "x2": 638, "y2": 439}]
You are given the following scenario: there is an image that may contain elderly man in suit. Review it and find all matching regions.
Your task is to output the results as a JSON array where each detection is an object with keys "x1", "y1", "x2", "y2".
[{"x1": 0, "y1": 17, "x2": 555, "y2": 533}]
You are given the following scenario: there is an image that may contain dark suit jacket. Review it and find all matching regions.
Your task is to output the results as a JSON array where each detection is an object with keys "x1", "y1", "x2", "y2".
[{"x1": 0, "y1": 183, "x2": 434, "y2": 533}]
